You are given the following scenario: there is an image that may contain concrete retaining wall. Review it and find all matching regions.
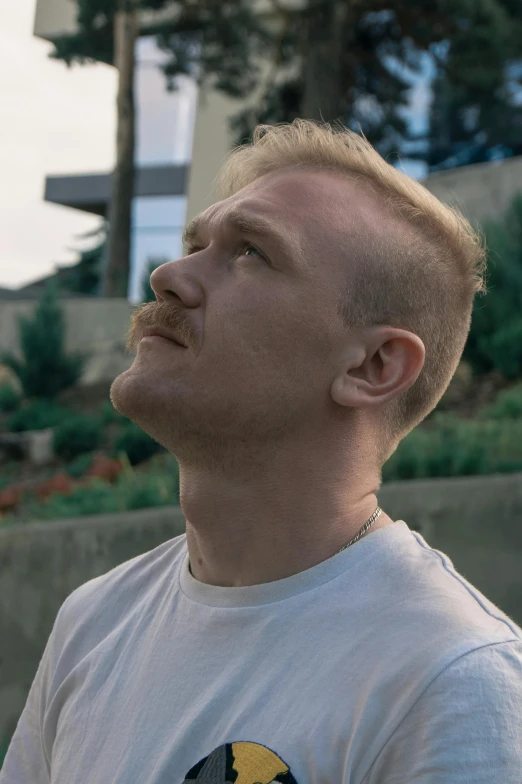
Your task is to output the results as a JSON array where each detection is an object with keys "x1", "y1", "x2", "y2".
[{"x1": 1, "y1": 470, "x2": 522, "y2": 745}]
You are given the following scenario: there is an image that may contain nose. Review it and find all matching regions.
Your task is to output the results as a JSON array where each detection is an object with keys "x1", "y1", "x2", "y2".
[{"x1": 149, "y1": 259, "x2": 200, "y2": 309}]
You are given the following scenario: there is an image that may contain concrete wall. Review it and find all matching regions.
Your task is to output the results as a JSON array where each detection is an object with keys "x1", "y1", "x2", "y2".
[
  {"x1": 2, "y1": 471, "x2": 522, "y2": 745},
  {"x1": 423, "y1": 155, "x2": 522, "y2": 226}
]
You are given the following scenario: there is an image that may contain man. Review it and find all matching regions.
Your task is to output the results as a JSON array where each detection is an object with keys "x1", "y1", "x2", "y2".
[{"x1": 2, "y1": 119, "x2": 521, "y2": 783}]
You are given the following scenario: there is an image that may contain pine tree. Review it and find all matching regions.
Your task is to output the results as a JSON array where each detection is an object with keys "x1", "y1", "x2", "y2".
[
  {"x1": 59, "y1": 242, "x2": 104, "y2": 297},
  {"x1": 425, "y1": 0, "x2": 522, "y2": 170},
  {"x1": 227, "y1": 0, "x2": 522, "y2": 162},
  {"x1": 0, "y1": 280, "x2": 90, "y2": 400}
]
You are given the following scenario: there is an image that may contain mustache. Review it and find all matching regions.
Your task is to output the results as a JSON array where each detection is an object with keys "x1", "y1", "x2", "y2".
[{"x1": 126, "y1": 302, "x2": 191, "y2": 352}]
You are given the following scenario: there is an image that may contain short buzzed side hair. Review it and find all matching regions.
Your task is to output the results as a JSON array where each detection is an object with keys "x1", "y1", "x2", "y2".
[{"x1": 214, "y1": 119, "x2": 487, "y2": 464}]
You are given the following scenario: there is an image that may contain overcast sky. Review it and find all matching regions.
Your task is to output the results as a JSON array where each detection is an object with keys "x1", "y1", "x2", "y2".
[{"x1": 0, "y1": 0, "x2": 117, "y2": 291}]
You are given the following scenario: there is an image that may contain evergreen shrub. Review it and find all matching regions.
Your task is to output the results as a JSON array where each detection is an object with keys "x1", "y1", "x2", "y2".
[
  {"x1": 0, "y1": 280, "x2": 90, "y2": 400},
  {"x1": 7, "y1": 400, "x2": 74, "y2": 433},
  {"x1": 382, "y1": 414, "x2": 522, "y2": 482},
  {"x1": 111, "y1": 422, "x2": 165, "y2": 466},
  {"x1": 0, "y1": 383, "x2": 21, "y2": 414},
  {"x1": 53, "y1": 415, "x2": 103, "y2": 461}
]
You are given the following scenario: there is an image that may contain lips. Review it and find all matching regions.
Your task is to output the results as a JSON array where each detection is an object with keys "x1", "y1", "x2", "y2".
[{"x1": 141, "y1": 326, "x2": 186, "y2": 347}]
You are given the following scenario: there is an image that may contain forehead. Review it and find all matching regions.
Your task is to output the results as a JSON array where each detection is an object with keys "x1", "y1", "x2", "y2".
[{"x1": 203, "y1": 167, "x2": 391, "y2": 272}]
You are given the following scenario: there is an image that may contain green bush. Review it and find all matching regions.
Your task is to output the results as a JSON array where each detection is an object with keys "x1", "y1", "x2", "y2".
[
  {"x1": 476, "y1": 321, "x2": 522, "y2": 380},
  {"x1": 382, "y1": 413, "x2": 522, "y2": 482},
  {"x1": 0, "y1": 279, "x2": 91, "y2": 400},
  {"x1": 0, "y1": 383, "x2": 21, "y2": 413},
  {"x1": 464, "y1": 193, "x2": 522, "y2": 378},
  {"x1": 100, "y1": 400, "x2": 129, "y2": 426},
  {"x1": 111, "y1": 422, "x2": 164, "y2": 466},
  {"x1": 19, "y1": 478, "x2": 123, "y2": 521},
  {"x1": 56, "y1": 230, "x2": 105, "y2": 296},
  {"x1": 53, "y1": 415, "x2": 103, "y2": 461},
  {"x1": 480, "y1": 383, "x2": 522, "y2": 420},
  {"x1": 6, "y1": 399, "x2": 75, "y2": 433},
  {"x1": 8, "y1": 457, "x2": 180, "y2": 523},
  {"x1": 65, "y1": 451, "x2": 97, "y2": 479}
]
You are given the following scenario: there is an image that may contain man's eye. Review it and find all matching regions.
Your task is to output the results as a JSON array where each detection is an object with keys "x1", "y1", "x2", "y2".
[
  {"x1": 185, "y1": 243, "x2": 267, "y2": 263},
  {"x1": 238, "y1": 243, "x2": 266, "y2": 262}
]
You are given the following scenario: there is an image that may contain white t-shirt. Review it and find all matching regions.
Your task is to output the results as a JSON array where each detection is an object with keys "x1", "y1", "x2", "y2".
[{"x1": 2, "y1": 520, "x2": 522, "y2": 783}]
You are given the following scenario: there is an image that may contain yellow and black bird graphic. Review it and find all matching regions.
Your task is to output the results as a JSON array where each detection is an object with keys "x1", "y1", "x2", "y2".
[{"x1": 183, "y1": 741, "x2": 298, "y2": 783}]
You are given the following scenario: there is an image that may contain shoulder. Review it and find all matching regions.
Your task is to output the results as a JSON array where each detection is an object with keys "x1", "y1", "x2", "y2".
[
  {"x1": 52, "y1": 533, "x2": 187, "y2": 658},
  {"x1": 416, "y1": 637, "x2": 522, "y2": 711},
  {"x1": 388, "y1": 526, "x2": 522, "y2": 649},
  {"x1": 362, "y1": 639, "x2": 522, "y2": 783}
]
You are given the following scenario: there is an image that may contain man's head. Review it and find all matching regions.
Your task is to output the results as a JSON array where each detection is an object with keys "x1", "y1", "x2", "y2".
[{"x1": 112, "y1": 119, "x2": 486, "y2": 477}]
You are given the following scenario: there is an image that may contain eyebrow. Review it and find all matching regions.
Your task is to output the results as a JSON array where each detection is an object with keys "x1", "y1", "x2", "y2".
[{"x1": 182, "y1": 207, "x2": 300, "y2": 263}]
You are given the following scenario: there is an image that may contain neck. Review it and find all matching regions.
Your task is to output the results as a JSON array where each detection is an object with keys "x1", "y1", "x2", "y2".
[{"x1": 179, "y1": 434, "x2": 393, "y2": 588}]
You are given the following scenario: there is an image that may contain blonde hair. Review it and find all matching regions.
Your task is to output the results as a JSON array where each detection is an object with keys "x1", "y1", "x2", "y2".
[{"x1": 215, "y1": 119, "x2": 487, "y2": 464}]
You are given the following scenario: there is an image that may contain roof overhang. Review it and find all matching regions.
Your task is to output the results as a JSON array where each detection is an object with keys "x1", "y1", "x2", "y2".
[{"x1": 44, "y1": 164, "x2": 189, "y2": 215}]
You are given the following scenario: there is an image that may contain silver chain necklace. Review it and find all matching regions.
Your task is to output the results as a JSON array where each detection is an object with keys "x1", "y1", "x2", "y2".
[{"x1": 336, "y1": 506, "x2": 382, "y2": 554}]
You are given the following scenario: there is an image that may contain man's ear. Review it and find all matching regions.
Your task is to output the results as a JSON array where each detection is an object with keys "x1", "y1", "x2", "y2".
[{"x1": 330, "y1": 327, "x2": 425, "y2": 409}]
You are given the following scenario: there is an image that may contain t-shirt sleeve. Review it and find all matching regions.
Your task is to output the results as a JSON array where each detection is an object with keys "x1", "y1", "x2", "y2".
[
  {"x1": 0, "y1": 593, "x2": 75, "y2": 784},
  {"x1": 361, "y1": 639, "x2": 522, "y2": 784}
]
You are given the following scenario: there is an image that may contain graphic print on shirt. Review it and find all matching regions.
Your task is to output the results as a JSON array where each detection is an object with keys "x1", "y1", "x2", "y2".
[{"x1": 183, "y1": 741, "x2": 298, "y2": 783}]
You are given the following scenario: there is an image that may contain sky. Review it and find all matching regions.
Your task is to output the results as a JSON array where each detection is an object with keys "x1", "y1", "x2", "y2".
[
  {"x1": 0, "y1": 0, "x2": 117, "y2": 291},
  {"x1": 0, "y1": 0, "x2": 429, "y2": 292}
]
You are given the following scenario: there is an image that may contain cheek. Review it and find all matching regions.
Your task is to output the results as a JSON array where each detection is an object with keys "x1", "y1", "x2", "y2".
[{"x1": 211, "y1": 285, "x2": 327, "y2": 377}]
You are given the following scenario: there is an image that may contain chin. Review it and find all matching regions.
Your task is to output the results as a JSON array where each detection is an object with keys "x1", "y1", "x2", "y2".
[
  {"x1": 109, "y1": 369, "x2": 142, "y2": 421},
  {"x1": 109, "y1": 371, "x2": 176, "y2": 443}
]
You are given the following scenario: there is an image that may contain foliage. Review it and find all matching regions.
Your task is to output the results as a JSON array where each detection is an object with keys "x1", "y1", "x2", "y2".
[
  {"x1": 49, "y1": 2, "x2": 522, "y2": 177},
  {"x1": 227, "y1": 0, "x2": 522, "y2": 156},
  {"x1": 6, "y1": 400, "x2": 76, "y2": 433},
  {"x1": 53, "y1": 415, "x2": 103, "y2": 461},
  {"x1": 100, "y1": 399, "x2": 130, "y2": 425},
  {"x1": 55, "y1": 225, "x2": 106, "y2": 297},
  {"x1": 464, "y1": 193, "x2": 522, "y2": 378},
  {"x1": 141, "y1": 257, "x2": 167, "y2": 303},
  {"x1": 65, "y1": 451, "x2": 97, "y2": 479},
  {"x1": 7, "y1": 454, "x2": 180, "y2": 523},
  {"x1": 18, "y1": 478, "x2": 123, "y2": 521},
  {"x1": 49, "y1": 0, "x2": 171, "y2": 66},
  {"x1": 382, "y1": 412, "x2": 522, "y2": 483},
  {"x1": 111, "y1": 421, "x2": 165, "y2": 465},
  {"x1": 479, "y1": 383, "x2": 522, "y2": 420},
  {"x1": 0, "y1": 383, "x2": 21, "y2": 414},
  {"x1": 424, "y1": 1, "x2": 522, "y2": 172},
  {"x1": 0, "y1": 280, "x2": 91, "y2": 400},
  {"x1": 50, "y1": 0, "x2": 270, "y2": 116}
]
